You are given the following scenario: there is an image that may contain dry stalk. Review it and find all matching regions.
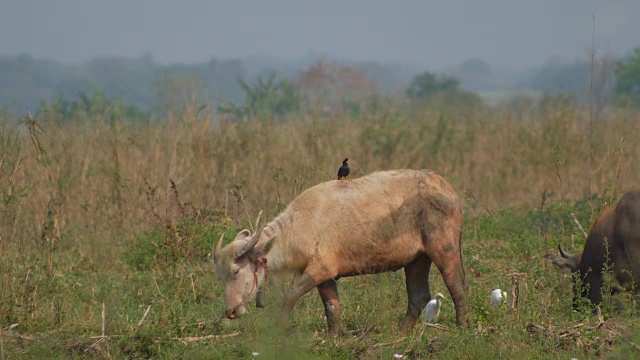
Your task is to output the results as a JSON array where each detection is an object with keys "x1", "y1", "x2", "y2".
[
  {"x1": 101, "y1": 302, "x2": 106, "y2": 337},
  {"x1": 464, "y1": 189, "x2": 494, "y2": 217},
  {"x1": 424, "y1": 323, "x2": 450, "y2": 331},
  {"x1": 84, "y1": 337, "x2": 108, "y2": 354},
  {"x1": 238, "y1": 190, "x2": 254, "y2": 231},
  {"x1": 373, "y1": 337, "x2": 406, "y2": 348},
  {"x1": 3, "y1": 325, "x2": 18, "y2": 332},
  {"x1": 511, "y1": 276, "x2": 520, "y2": 311},
  {"x1": 137, "y1": 300, "x2": 155, "y2": 328},
  {"x1": 20, "y1": 112, "x2": 47, "y2": 156},
  {"x1": 570, "y1": 213, "x2": 588, "y2": 240},
  {"x1": 89, "y1": 334, "x2": 123, "y2": 339},
  {"x1": 224, "y1": 191, "x2": 229, "y2": 215},
  {"x1": 3, "y1": 333, "x2": 36, "y2": 341},
  {"x1": 189, "y1": 273, "x2": 197, "y2": 301},
  {"x1": 1, "y1": 154, "x2": 22, "y2": 255},
  {"x1": 79, "y1": 125, "x2": 97, "y2": 186},
  {"x1": 615, "y1": 137, "x2": 625, "y2": 189},
  {"x1": 170, "y1": 179, "x2": 187, "y2": 217},
  {"x1": 254, "y1": 210, "x2": 263, "y2": 230},
  {"x1": 8, "y1": 154, "x2": 21, "y2": 197},
  {"x1": 177, "y1": 331, "x2": 240, "y2": 344},
  {"x1": 151, "y1": 270, "x2": 164, "y2": 299}
]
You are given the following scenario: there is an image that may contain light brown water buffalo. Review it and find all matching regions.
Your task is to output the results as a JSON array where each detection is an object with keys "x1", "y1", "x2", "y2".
[
  {"x1": 546, "y1": 189, "x2": 640, "y2": 307},
  {"x1": 213, "y1": 169, "x2": 466, "y2": 336}
]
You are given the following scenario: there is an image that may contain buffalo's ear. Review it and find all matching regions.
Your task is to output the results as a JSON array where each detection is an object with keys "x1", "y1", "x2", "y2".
[
  {"x1": 234, "y1": 227, "x2": 263, "y2": 259},
  {"x1": 251, "y1": 237, "x2": 275, "y2": 260},
  {"x1": 234, "y1": 229, "x2": 252, "y2": 241},
  {"x1": 544, "y1": 253, "x2": 579, "y2": 271},
  {"x1": 232, "y1": 229, "x2": 255, "y2": 258}
]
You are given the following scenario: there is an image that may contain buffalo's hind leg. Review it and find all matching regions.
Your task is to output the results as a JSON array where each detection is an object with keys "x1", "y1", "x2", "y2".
[
  {"x1": 400, "y1": 254, "x2": 433, "y2": 333},
  {"x1": 317, "y1": 279, "x2": 341, "y2": 336},
  {"x1": 440, "y1": 263, "x2": 466, "y2": 327},
  {"x1": 431, "y1": 244, "x2": 466, "y2": 327},
  {"x1": 425, "y1": 220, "x2": 467, "y2": 328}
]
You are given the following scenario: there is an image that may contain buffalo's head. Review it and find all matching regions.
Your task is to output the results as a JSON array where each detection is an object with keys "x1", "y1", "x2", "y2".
[
  {"x1": 545, "y1": 245, "x2": 586, "y2": 308},
  {"x1": 213, "y1": 228, "x2": 270, "y2": 319}
]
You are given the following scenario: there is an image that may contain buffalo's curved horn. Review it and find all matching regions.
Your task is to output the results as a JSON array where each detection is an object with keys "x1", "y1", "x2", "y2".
[
  {"x1": 253, "y1": 226, "x2": 264, "y2": 243},
  {"x1": 235, "y1": 226, "x2": 264, "y2": 258},
  {"x1": 254, "y1": 210, "x2": 263, "y2": 230},
  {"x1": 213, "y1": 233, "x2": 224, "y2": 262},
  {"x1": 558, "y1": 244, "x2": 572, "y2": 259}
]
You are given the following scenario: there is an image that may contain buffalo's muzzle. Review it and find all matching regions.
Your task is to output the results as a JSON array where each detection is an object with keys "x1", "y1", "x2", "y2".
[
  {"x1": 225, "y1": 309, "x2": 237, "y2": 319},
  {"x1": 225, "y1": 305, "x2": 246, "y2": 319}
]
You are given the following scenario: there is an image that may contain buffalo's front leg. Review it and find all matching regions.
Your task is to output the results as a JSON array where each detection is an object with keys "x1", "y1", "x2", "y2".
[
  {"x1": 317, "y1": 279, "x2": 341, "y2": 336},
  {"x1": 280, "y1": 273, "x2": 317, "y2": 329},
  {"x1": 400, "y1": 254, "x2": 432, "y2": 332}
]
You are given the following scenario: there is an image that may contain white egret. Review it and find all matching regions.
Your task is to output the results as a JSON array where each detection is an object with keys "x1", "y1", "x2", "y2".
[
  {"x1": 423, "y1": 292, "x2": 448, "y2": 323},
  {"x1": 491, "y1": 288, "x2": 507, "y2": 307}
]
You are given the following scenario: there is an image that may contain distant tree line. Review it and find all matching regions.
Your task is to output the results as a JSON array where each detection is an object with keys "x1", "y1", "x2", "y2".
[
  {"x1": 0, "y1": 54, "x2": 414, "y2": 114},
  {"x1": 2, "y1": 47, "x2": 640, "y2": 116}
]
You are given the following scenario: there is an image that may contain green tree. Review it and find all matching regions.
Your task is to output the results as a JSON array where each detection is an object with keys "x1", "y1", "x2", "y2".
[
  {"x1": 218, "y1": 73, "x2": 300, "y2": 119},
  {"x1": 614, "y1": 47, "x2": 640, "y2": 105},
  {"x1": 406, "y1": 71, "x2": 460, "y2": 99}
]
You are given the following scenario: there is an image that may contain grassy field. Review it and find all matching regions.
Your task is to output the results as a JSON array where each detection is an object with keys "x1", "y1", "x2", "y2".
[{"x1": 1, "y1": 102, "x2": 640, "y2": 359}]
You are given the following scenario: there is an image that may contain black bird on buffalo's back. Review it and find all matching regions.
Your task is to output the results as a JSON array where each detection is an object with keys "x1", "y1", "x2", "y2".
[{"x1": 337, "y1": 158, "x2": 350, "y2": 180}]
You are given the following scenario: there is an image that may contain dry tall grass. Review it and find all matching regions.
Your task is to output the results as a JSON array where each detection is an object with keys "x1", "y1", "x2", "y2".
[
  {"x1": 1, "y1": 102, "x2": 640, "y2": 358},
  {"x1": 1, "y1": 105, "x2": 639, "y2": 258}
]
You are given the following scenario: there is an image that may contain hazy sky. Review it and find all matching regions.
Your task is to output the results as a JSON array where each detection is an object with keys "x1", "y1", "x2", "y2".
[{"x1": 2, "y1": 0, "x2": 639, "y2": 69}]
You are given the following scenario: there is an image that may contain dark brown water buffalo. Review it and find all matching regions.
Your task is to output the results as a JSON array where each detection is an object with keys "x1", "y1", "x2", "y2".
[
  {"x1": 546, "y1": 189, "x2": 640, "y2": 306},
  {"x1": 213, "y1": 169, "x2": 467, "y2": 336}
]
